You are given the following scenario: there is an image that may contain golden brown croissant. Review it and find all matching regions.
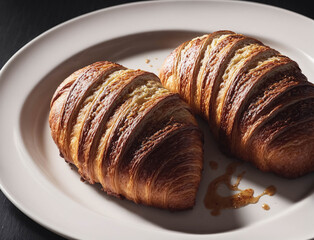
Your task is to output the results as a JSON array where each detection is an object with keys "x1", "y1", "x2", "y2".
[
  {"x1": 49, "y1": 61, "x2": 203, "y2": 210},
  {"x1": 159, "y1": 30, "x2": 314, "y2": 178}
]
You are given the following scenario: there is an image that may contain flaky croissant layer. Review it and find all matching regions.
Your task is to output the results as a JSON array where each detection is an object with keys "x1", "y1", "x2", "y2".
[
  {"x1": 49, "y1": 61, "x2": 203, "y2": 210},
  {"x1": 159, "y1": 31, "x2": 314, "y2": 178}
]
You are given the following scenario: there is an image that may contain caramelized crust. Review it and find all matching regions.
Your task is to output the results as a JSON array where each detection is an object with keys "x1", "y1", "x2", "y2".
[
  {"x1": 49, "y1": 61, "x2": 203, "y2": 209},
  {"x1": 159, "y1": 31, "x2": 314, "y2": 178}
]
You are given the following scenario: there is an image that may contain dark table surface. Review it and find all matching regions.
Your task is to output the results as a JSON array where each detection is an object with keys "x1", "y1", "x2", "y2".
[{"x1": 0, "y1": 0, "x2": 313, "y2": 239}]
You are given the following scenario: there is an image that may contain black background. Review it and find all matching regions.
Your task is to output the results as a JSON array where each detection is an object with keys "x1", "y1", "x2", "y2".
[{"x1": 0, "y1": 0, "x2": 313, "y2": 239}]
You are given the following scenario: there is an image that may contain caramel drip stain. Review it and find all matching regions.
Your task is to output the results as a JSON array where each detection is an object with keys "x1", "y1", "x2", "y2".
[
  {"x1": 263, "y1": 185, "x2": 276, "y2": 196},
  {"x1": 204, "y1": 162, "x2": 276, "y2": 216},
  {"x1": 262, "y1": 203, "x2": 270, "y2": 211},
  {"x1": 209, "y1": 161, "x2": 218, "y2": 170}
]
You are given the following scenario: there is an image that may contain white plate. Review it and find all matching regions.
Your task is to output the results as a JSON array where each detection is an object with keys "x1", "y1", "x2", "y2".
[{"x1": 1, "y1": 1, "x2": 314, "y2": 239}]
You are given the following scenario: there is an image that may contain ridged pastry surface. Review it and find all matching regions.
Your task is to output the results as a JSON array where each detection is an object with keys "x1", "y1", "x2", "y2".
[
  {"x1": 159, "y1": 31, "x2": 314, "y2": 178},
  {"x1": 49, "y1": 61, "x2": 203, "y2": 210}
]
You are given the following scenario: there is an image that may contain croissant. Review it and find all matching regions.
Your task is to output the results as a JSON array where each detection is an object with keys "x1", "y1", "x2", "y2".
[
  {"x1": 159, "y1": 30, "x2": 314, "y2": 178},
  {"x1": 49, "y1": 61, "x2": 203, "y2": 210}
]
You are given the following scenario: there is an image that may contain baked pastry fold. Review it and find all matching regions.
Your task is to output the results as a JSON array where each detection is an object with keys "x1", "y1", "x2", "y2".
[
  {"x1": 159, "y1": 31, "x2": 314, "y2": 178},
  {"x1": 49, "y1": 61, "x2": 203, "y2": 209}
]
